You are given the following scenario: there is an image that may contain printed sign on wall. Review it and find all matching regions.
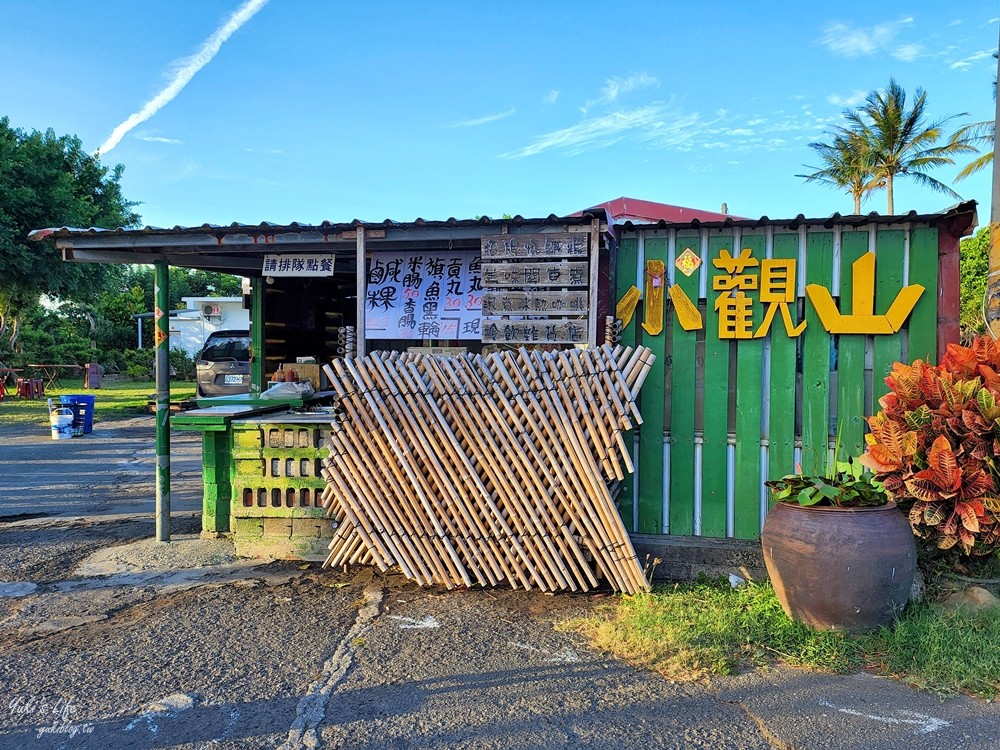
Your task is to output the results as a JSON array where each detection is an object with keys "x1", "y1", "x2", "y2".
[
  {"x1": 365, "y1": 250, "x2": 483, "y2": 340},
  {"x1": 262, "y1": 254, "x2": 336, "y2": 276}
]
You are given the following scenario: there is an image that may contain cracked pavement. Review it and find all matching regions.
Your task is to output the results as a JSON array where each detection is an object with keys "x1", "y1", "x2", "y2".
[{"x1": 1, "y1": 413, "x2": 999, "y2": 749}]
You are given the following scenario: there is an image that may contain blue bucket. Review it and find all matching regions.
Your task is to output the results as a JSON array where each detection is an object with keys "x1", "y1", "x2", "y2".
[{"x1": 60, "y1": 394, "x2": 95, "y2": 434}]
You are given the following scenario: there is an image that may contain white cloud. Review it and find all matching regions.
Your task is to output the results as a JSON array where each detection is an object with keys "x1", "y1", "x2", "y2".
[
  {"x1": 97, "y1": 0, "x2": 270, "y2": 154},
  {"x1": 819, "y1": 20, "x2": 901, "y2": 57},
  {"x1": 892, "y1": 43, "x2": 923, "y2": 61},
  {"x1": 827, "y1": 89, "x2": 867, "y2": 106},
  {"x1": 135, "y1": 135, "x2": 183, "y2": 144},
  {"x1": 501, "y1": 102, "x2": 712, "y2": 159},
  {"x1": 581, "y1": 73, "x2": 658, "y2": 112},
  {"x1": 949, "y1": 19, "x2": 963, "y2": 26},
  {"x1": 543, "y1": 89, "x2": 559, "y2": 104},
  {"x1": 949, "y1": 49, "x2": 995, "y2": 71},
  {"x1": 245, "y1": 147, "x2": 284, "y2": 155},
  {"x1": 501, "y1": 96, "x2": 843, "y2": 160},
  {"x1": 449, "y1": 108, "x2": 517, "y2": 128}
]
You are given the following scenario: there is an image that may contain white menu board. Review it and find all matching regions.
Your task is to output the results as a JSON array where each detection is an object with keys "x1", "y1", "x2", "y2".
[{"x1": 365, "y1": 250, "x2": 483, "y2": 340}]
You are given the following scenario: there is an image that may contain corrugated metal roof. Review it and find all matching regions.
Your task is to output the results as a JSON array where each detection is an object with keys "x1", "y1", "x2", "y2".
[
  {"x1": 616, "y1": 200, "x2": 979, "y2": 232},
  {"x1": 28, "y1": 212, "x2": 601, "y2": 242},
  {"x1": 29, "y1": 200, "x2": 978, "y2": 243}
]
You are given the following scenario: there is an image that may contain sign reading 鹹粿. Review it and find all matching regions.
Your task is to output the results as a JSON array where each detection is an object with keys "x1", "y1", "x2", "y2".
[
  {"x1": 365, "y1": 250, "x2": 483, "y2": 340},
  {"x1": 262, "y1": 254, "x2": 335, "y2": 277}
]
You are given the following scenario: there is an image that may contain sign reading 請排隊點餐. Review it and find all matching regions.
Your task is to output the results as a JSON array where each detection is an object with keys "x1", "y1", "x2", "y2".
[
  {"x1": 263, "y1": 254, "x2": 335, "y2": 276},
  {"x1": 664, "y1": 246, "x2": 925, "y2": 339},
  {"x1": 480, "y1": 233, "x2": 592, "y2": 344}
]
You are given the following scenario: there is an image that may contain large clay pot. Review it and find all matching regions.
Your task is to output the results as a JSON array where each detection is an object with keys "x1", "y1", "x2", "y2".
[{"x1": 761, "y1": 501, "x2": 915, "y2": 633}]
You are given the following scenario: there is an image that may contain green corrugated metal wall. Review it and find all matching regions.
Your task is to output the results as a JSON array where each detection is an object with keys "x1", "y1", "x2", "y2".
[{"x1": 615, "y1": 224, "x2": 940, "y2": 539}]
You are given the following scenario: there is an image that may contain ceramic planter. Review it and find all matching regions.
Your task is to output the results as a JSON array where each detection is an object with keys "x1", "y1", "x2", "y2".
[{"x1": 761, "y1": 501, "x2": 915, "y2": 633}]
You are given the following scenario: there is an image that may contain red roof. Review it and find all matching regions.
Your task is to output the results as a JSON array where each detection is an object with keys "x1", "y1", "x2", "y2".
[{"x1": 577, "y1": 196, "x2": 744, "y2": 223}]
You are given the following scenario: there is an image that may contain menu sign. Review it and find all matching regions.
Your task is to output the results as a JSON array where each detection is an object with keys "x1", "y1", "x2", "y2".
[
  {"x1": 365, "y1": 250, "x2": 482, "y2": 340},
  {"x1": 480, "y1": 233, "x2": 591, "y2": 345}
]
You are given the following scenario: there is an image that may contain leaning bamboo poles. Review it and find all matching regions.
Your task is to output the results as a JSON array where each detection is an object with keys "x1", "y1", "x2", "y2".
[{"x1": 319, "y1": 345, "x2": 656, "y2": 594}]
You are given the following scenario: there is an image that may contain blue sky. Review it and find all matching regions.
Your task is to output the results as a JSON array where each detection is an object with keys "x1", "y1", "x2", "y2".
[{"x1": 1, "y1": 1, "x2": 997, "y2": 227}]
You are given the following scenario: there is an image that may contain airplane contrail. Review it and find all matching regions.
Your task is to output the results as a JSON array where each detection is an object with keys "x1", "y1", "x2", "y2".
[{"x1": 97, "y1": 0, "x2": 270, "y2": 155}]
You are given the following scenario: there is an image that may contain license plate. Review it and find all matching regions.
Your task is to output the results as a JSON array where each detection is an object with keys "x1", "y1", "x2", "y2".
[{"x1": 224, "y1": 374, "x2": 244, "y2": 385}]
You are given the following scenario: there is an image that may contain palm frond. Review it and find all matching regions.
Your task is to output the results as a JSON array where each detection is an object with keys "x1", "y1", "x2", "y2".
[{"x1": 955, "y1": 151, "x2": 994, "y2": 182}]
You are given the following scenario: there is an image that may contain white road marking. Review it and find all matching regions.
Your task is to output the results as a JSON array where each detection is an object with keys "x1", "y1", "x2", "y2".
[
  {"x1": 123, "y1": 693, "x2": 197, "y2": 735},
  {"x1": 511, "y1": 642, "x2": 580, "y2": 663},
  {"x1": 818, "y1": 700, "x2": 951, "y2": 734},
  {"x1": 388, "y1": 615, "x2": 440, "y2": 629},
  {"x1": 277, "y1": 582, "x2": 384, "y2": 750}
]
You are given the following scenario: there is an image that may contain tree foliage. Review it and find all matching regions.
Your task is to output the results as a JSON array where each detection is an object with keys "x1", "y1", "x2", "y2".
[
  {"x1": 800, "y1": 79, "x2": 975, "y2": 213},
  {"x1": 959, "y1": 226, "x2": 989, "y2": 344},
  {"x1": 799, "y1": 128, "x2": 884, "y2": 214},
  {"x1": 0, "y1": 117, "x2": 243, "y2": 370},
  {"x1": 954, "y1": 51, "x2": 997, "y2": 182},
  {"x1": 0, "y1": 116, "x2": 140, "y2": 350}
]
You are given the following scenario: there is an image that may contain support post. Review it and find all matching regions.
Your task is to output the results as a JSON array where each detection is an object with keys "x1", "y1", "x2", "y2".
[
  {"x1": 356, "y1": 226, "x2": 367, "y2": 356},
  {"x1": 154, "y1": 260, "x2": 171, "y2": 542},
  {"x1": 986, "y1": 32, "x2": 1000, "y2": 338},
  {"x1": 589, "y1": 217, "x2": 601, "y2": 347},
  {"x1": 250, "y1": 278, "x2": 264, "y2": 395}
]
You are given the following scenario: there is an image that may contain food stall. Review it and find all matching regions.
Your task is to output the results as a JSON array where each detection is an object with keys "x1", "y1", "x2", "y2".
[{"x1": 34, "y1": 214, "x2": 609, "y2": 559}]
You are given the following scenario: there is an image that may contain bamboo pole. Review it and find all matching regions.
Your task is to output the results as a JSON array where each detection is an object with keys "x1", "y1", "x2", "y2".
[{"x1": 317, "y1": 346, "x2": 653, "y2": 593}]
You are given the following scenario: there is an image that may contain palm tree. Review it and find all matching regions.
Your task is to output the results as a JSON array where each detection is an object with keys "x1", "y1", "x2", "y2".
[
  {"x1": 954, "y1": 52, "x2": 997, "y2": 183},
  {"x1": 799, "y1": 128, "x2": 883, "y2": 214},
  {"x1": 844, "y1": 78, "x2": 974, "y2": 213}
]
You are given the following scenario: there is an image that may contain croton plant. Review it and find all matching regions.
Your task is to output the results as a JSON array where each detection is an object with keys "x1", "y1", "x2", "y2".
[{"x1": 860, "y1": 336, "x2": 1000, "y2": 556}]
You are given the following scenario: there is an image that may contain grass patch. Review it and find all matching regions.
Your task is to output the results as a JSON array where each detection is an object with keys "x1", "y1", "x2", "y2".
[
  {"x1": 561, "y1": 577, "x2": 1000, "y2": 698},
  {"x1": 862, "y1": 605, "x2": 1000, "y2": 697},
  {"x1": 0, "y1": 380, "x2": 196, "y2": 428}
]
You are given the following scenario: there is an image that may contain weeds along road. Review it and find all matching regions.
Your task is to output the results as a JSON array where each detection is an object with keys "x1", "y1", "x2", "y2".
[{"x1": 0, "y1": 415, "x2": 997, "y2": 749}]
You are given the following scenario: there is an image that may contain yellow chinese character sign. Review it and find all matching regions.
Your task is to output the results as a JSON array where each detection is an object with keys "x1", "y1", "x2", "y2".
[
  {"x1": 677, "y1": 247, "x2": 925, "y2": 339},
  {"x1": 805, "y1": 252, "x2": 924, "y2": 334}
]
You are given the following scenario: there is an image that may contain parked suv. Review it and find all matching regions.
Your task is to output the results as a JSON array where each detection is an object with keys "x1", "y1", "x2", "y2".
[{"x1": 196, "y1": 330, "x2": 251, "y2": 398}]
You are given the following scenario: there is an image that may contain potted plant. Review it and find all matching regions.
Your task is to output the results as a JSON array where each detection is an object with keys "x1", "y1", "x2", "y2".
[
  {"x1": 761, "y1": 453, "x2": 916, "y2": 633},
  {"x1": 859, "y1": 337, "x2": 1000, "y2": 570}
]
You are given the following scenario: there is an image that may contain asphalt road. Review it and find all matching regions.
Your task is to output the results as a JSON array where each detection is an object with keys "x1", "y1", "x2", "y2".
[{"x1": 1, "y1": 412, "x2": 998, "y2": 749}]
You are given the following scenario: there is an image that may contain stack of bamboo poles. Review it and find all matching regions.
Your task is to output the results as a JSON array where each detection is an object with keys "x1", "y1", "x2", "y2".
[
  {"x1": 335, "y1": 326, "x2": 356, "y2": 357},
  {"x1": 318, "y1": 345, "x2": 655, "y2": 594},
  {"x1": 604, "y1": 315, "x2": 623, "y2": 346}
]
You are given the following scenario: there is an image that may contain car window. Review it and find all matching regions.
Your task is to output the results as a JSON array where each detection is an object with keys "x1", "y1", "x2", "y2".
[{"x1": 201, "y1": 335, "x2": 250, "y2": 362}]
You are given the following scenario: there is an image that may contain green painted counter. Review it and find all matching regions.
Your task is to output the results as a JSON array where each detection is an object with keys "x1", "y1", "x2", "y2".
[{"x1": 174, "y1": 405, "x2": 338, "y2": 559}]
